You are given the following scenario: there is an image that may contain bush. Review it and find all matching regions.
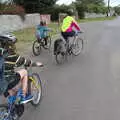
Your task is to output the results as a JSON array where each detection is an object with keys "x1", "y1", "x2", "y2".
[
  {"x1": 0, "y1": 5, "x2": 25, "y2": 21},
  {"x1": 0, "y1": 5, "x2": 25, "y2": 15},
  {"x1": 46, "y1": 5, "x2": 74, "y2": 21}
]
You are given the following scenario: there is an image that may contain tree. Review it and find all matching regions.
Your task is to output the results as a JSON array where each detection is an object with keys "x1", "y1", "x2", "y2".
[
  {"x1": 76, "y1": 0, "x2": 104, "y2": 5},
  {"x1": 87, "y1": 4, "x2": 107, "y2": 14},
  {"x1": 46, "y1": 4, "x2": 74, "y2": 21},
  {"x1": 10, "y1": 0, "x2": 58, "y2": 13},
  {"x1": 114, "y1": 6, "x2": 120, "y2": 15},
  {"x1": 75, "y1": 2, "x2": 86, "y2": 19},
  {"x1": 75, "y1": 0, "x2": 106, "y2": 18}
]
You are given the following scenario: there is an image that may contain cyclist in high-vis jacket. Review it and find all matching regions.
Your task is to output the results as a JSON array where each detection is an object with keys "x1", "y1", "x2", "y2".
[
  {"x1": 61, "y1": 14, "x2": 81, "y2": 41},
  {"x1": 54, "y1": 14, "x2": 81, "y2": 55}
]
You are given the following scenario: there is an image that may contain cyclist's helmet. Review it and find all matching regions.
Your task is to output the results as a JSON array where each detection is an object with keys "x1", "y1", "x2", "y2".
[{"x1": 0, "y1": 33, "x2": 17, "y2": 54}]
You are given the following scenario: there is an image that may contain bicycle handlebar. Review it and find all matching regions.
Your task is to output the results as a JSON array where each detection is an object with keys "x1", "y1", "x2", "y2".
[
  {"x1": 32, "y1": 62, "x2": 44, "y2": 67},
  {"x1": 75, "y1": 31, "x2": 84, "y2": 36},
  {"x1": 77, "y1": 31, "x2": 84, "y2": 34},
  {"x1": 24, "y1": 62, "x2": 44, "y2": 69}
]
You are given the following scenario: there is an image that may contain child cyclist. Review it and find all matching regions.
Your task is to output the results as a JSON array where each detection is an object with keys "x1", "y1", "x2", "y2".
[
  {"x1": 36, "y1": 21, "x2": 51, "y2": 48},
  {"x1": 0, "y1": 33, "x2": 43, "y2": 104}
]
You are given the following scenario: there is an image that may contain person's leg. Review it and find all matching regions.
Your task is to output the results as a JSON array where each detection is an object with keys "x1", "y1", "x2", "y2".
[
  {"x1": 2, "y1": 78, "x2": 21, "y2": 103},
  {"x1": 44, "y1": 36, "x2": 48, "y2": 46},
  {"x1": 65, "y1": 31, "x2": 75, "y2": 50},
  {"x1": 36, "y1": 32, "x2": 41, "y2": 42},
  {"x1": 2, "y1": 70, "x2": 28, "y2": 104},
  {"x1": 67, "y1": 31, "x2": 75, "y2": 37},
  {"x1": 17, "y1": 69, "x2": 28, "y2": 97},
  {"x1": 61, "y1": 32, "x2": 68, "y2": 41}
]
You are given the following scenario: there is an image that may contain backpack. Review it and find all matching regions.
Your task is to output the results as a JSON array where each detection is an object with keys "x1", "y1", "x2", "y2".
[{"x1": 54, "y1": 39, "x2": 66, "y2": 55}]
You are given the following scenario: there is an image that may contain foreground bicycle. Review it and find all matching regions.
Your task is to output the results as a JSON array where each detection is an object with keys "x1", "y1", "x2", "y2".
[
  {"x1": 32, "y1": 31, "x2": 52, "y2": 56},
  {"x1": 0, "y1": 64, "x2": 43, "y2": 120},
  {"x1": 55, "y1": 31, "x2": 84, "y2": 64}
]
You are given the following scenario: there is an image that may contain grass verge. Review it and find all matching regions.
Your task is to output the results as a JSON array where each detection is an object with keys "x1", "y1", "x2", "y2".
[{"x1": 78, "y1": 16, "x2": 116, "y2": 22}]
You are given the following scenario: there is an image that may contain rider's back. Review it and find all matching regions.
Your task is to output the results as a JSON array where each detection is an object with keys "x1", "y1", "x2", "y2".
[
  {"x1": 61, "y1": 16, "x2": 80, "y2": 33},
  {"x1": 36, "y1": 25, "x2": 48, "y2": 39}
]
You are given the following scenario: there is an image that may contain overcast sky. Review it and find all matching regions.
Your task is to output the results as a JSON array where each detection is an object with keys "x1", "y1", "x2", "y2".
[{"x1": 56, "y1": 0, "x2": 120, "y2": 6}]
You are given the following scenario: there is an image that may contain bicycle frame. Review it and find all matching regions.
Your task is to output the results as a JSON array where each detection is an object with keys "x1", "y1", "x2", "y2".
[
  {"x1": 4, "y1": 91, "x2": 23, "y2": 120},
  {"x1": 29, "y1": 77, "x2": 40, "y2": 89}
]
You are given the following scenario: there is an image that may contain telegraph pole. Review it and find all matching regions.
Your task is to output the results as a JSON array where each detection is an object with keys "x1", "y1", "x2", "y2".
[{"x1": 107, "y1": 0, "x2": 110, "y2": 16}]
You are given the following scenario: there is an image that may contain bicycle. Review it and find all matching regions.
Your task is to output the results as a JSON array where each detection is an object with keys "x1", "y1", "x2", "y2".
[
  {"x1": 55, "y1": 31, "x2": 84, "y2": 64},
  {"x1": 32, "y1": 31, "x2": 52, "y2": 56},
  {"x1": 0, "y1": 63, "x2": 43, "y2": 120}
]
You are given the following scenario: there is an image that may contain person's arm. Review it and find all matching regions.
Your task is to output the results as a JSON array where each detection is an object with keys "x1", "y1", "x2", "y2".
[
  {"x1": 7, "y1": 54, "x2": 32, "y2": 67},
  {"x1": 15, "y1": 54, "x2": 43, "y2": 67},
  {"x1": 71, "y1": 20, "x2": 80, "y2": 31},
  {"x1": 44, "y1": 26, "x2": 52, "y2": 32}
]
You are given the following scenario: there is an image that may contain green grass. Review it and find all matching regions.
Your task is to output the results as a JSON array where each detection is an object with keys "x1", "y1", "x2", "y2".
[
  {"x1": 13, "y1": 23, "x2": 59, "y2": 43},
  {"x1": 13, "y1": 27, "x2": 36, "y2": 43},
  {"x1": 78, "y1": 16, "x2": 116, "y2": 23}
]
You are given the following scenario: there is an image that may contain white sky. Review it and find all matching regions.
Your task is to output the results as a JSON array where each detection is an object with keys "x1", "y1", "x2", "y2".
[
  {"x1": 57, "y1": 0, "x2": 120, "y2": 6},
  {"x1": 56, "y1": 0, "x2": 75, "y2": 5},
  {"x1": 105, "y1": 0, "x2": 120, "y2": 6}
]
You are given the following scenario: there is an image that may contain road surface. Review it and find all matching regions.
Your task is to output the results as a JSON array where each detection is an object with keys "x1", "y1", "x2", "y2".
[{"x1": 11, "y1": 17, "x2": 120, "y2": 120}]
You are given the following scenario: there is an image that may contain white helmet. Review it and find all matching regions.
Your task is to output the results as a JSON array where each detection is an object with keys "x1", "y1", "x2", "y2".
[{"x1": 0, "y1": 33, "x2": 17, "y2": 44}]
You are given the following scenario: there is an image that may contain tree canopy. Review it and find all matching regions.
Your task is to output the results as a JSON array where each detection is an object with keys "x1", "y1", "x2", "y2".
[
  {"x1": 10, "y1": 0, "x2": 58, "y2": 13},
  {"x1": 114, "y1": 6, "x2": 120, "y2": 15},
  {"x1": 76, "y1": 0, "x2": 104, "y2": 5},
  {"x1": 75, "y1": 0, "x2": 106, "y2": 18}
]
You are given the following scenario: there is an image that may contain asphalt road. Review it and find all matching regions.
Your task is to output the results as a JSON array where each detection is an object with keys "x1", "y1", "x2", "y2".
[{"x1": 12, "y1": 17, "x2": 120, "y2": 120}]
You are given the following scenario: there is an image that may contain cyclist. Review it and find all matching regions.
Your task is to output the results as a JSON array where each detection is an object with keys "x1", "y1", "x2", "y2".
[
  {"x1": 54, "y1": 13, "x2": 81, "y2": 55},
  {"x1": 36, "y1": 21, "x2": 51, "y2": 48},
  {"x1": 0, "y1": 33, "x2": 43, "y2": 104}
]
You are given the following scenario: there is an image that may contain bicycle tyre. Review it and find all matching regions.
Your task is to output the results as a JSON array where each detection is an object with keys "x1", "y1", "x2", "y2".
[
  {"x1": 0, "y1": 104, "x2": 19, "y2": 120},
  {"x1": 71, "y1": 37, "x2": 83, "y2": 56},
  {"x1": 55, "y1": 45, "x2": 65, "y2": 64},
  {"x1": 0, "y1": 104, "x2": 8, "y2": 120},
  {"x1": 32, "y1": 40, "x2": 41, "y2": 56},
  {"x1": 30, "y1": 73, "x2": 42, "y2": 107}
]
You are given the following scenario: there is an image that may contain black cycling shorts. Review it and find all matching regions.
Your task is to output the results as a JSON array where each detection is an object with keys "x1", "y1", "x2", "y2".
[
  {"x1": 61, "y1": 31, "x2": 75, "y2": 41},
  {"x1": 4, "y1": 72, "x2": 21, "y2": 97}
]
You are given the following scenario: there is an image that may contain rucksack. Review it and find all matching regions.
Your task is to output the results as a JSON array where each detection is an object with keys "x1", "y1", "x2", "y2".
[{"x1": 54, "y1": 39, "x2": 66, "y2": 55}]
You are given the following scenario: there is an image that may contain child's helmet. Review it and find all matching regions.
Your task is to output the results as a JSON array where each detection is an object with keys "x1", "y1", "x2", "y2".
[{"x1": 0, "y1": 33, "x2": 17, "y2": 54}]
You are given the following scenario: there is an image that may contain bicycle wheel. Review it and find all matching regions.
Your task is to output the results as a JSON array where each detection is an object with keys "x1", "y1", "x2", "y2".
[
  {"x1": 30, "y1": 73, "x2": 42, "y2": 107},
  {"x1": 43, "y1": 36, "x2": 52, "y2": 50},
  {"x1": 55, "y1": 45, "x2": 65, "y2": 64},
  {"x1": 0, "y1": 104, "x2": 19, "y2": 120},
  {"x1": 32, "y1": 40, "x2": 41, "y2": 56},
  {"x1": 0, "y1": 104, "x2": 8, "y2": 120},
  {"x1": 71, "y1": 37, "x2": 83, "y2": 56}
]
